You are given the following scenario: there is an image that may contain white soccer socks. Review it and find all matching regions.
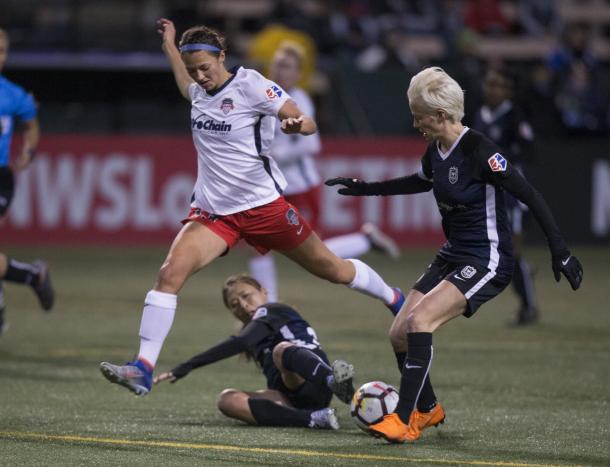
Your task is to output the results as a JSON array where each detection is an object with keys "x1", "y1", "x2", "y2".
[
  {"x1": 347, "y1": 258, "x2": 395, "y2": 305},
  {"x1": 137, "y1": 290, "x2": 177, "y2": 367}
]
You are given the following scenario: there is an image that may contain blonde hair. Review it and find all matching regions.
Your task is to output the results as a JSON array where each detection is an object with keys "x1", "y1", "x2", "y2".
[{"x1": 407, "y1": 67, "x2": 464, "y2": 122}]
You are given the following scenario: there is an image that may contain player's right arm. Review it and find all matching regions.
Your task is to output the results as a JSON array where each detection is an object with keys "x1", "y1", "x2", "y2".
[
  {"x1": 157, "y1": 18, "x2": 194, "y2": 101},
  {"x1": 325, "y1": 149, "x2": 433, "y2": 196},
  {"x1": 154, "y1": 315, "x2": 286, "y2": 384}
]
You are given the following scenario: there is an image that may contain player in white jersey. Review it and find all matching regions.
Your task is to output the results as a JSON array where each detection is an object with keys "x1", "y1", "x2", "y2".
[
  {"x1": 248, "y1": 43, "x2": 400, "y2": 302},
  {"x1": 100, "y1": 19, "x2": 406, "y2": 396}
]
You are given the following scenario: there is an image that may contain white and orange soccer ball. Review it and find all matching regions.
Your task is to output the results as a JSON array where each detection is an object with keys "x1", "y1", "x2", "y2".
[{"x1": 350, "y1": 381, "x2": 399, "y2": 433}]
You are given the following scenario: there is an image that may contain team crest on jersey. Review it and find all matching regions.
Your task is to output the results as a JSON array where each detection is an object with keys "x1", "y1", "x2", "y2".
[
  {"x1": 252, "y1": 307, "x2": 268, "y2": 320},
  {"x1": 220, "y1": 98, "x2": 234, "y2": 115},
  {"x1": 265, "y1": 85, "x2": 283, "y2": 99},
  {"x1": 448, "y1": 166, "x2": 459, "y2": 184},
  {"x1": 285, "y1": 208, "x2": 300, "y2": 226},
  {"x1": 488, "y1": 153, "x2": 507, "y2": 172},
  {"x1": 460, "y1": 265, "x2": 477, "y2": 279}
]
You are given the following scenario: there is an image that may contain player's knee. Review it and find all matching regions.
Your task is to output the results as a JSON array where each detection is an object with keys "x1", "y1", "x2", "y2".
[
  {"x1": 217, "y1": 388, "x2": 241, "y2": 415},
  {"x1": 156, "y1": 260, "x2": 186, "y2": 292},
  {"x1": 272, "y1": 342, "x2": 294, "y2": 370},
  {"x1": 405, "y1": 308, "x2": 430, "y2": 333}
]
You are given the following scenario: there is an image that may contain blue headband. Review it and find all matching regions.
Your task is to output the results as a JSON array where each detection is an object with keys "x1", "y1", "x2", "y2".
[{"x1": 179, "y1": 43, "x2": 221, "y2": 53}]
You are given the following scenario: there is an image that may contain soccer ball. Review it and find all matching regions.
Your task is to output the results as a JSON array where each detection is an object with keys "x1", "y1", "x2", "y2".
[{"x1": 350, "y1": 381, "x2": 399, "y2": 433}]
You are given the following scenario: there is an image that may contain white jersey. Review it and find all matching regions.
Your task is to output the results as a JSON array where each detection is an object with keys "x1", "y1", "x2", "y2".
[
  {"x1": 270, "y1": 87, "x2": 321, "y2": 195},
  {"x1": 188, "y1": 66, "x2": 290, "y2": 215}
]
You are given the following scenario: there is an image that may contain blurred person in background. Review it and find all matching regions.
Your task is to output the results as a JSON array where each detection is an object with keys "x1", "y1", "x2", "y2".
[
  {"x1": 100, "y1": 19, "x2": 405, "y2": 396},
  {"x1": 154, "y1": 273, "x2": 355, "y2": 430},
  {"x1": 0, "y1": 27, "x2": 54, "y2": 334},
  {"x1": 326, "y1": 67, "x2": 583, "y2": 443},
  {"x1": 472, "y1": 66, "x2": 539, "y2": 325},
  {"x1": 249, "y1": 42, "x2": 400, "y2": 302}
]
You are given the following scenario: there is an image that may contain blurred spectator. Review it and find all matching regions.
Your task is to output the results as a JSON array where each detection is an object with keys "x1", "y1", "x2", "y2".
[
  {"x1": 355, "y1": 27, "x2": 420, "y2": 73},
  {"x1": 547, "y1": 23, "x2": 598, "y2": 76},
  {"x1": 446, "y1": 29, "x2": 485, "y2": 124},
  {"x1": 522, "y1": 63, "x2": 563, "y2": 137},
  {"x1": 464, "y1": 0, "x2": 511, "y2": 35},
  {"x1": 554, "y1": 60, "x2": 609, "y2": 135},
  {"x1": 518, "y1": 0, "x2": 562, "y2": 37}
]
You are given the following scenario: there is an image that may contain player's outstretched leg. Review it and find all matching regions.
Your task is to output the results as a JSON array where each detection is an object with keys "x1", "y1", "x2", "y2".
[
  {"x1": 0, "y1": 257, "x2": 55, "y2": 311},
  {"x1": 0, "y1": 282, "x2": 7, "y2": 336},
  {"x1": 99, "y1": 360, "x2": 153, "y2": 396},
  {"x1": 279, "y1": 345, "x2": 355, "y2": 403},
  {"x1": 219, "y1": 389, "x2": 340, "y2": 429}
]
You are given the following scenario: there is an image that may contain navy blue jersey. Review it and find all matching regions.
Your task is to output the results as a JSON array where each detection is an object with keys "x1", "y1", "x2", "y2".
[
  {"x1": 419, "y1": 128, "x2": 514, "y2": 278},
  {"x1": 170, "y1": 302, "x2": 322, "y2": 383},
  {"x1": 472, "y1": 101, "x2": 534, "y2": 167},
  {"x1": 248, "y1": 303, "x2": 322, "y2": 383}
]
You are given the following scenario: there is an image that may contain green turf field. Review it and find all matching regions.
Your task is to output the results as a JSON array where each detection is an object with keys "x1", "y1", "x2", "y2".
[{"x1": 0, "y1": 245, "x2": 608, "y2": 466}]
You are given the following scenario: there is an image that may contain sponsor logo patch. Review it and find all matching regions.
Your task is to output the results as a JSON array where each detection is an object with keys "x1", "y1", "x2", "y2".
[
  {"x1": 265, "y1": 85, "x2": 284, "y2": 99},
  {"x1": 460, "y1": 265, "x2": 477, "y2": 279},
  {"x1": 448, "y1": 166, "x2": 459, "y2": 184},
  {"x1": 488, "y1": 153, "x2": 507, "y2": 172},
  {"x1": 220, "y1": 98, "x2": 234, "y2": 115}
]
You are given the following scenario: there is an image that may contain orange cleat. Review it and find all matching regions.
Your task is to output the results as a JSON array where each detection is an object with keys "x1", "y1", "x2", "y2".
[
  {"x1": 410, "y1": 403, "x2": 445, "y2": 431},
  {"x1": 369, "y1": 413, "x2": 421, "y2": 443}
]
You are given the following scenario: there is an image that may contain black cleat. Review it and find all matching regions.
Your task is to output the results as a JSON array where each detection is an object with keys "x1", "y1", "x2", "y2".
[
  {"x1": 31, "y1": 261, "x2": 55, "y2": 311},
  {"x1": 512, "y1": 307, "x2": 539, "y2": 326},
  {"x1": 0, "y1": 306, "x2": 8, "y2": 335}
]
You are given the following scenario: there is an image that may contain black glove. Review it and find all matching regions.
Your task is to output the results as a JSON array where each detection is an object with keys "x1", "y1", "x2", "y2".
[
  {"x1": 325, "y1": 177, "x2": 369, "y2": 196},
  {"x1": 552, "y1": 253, "x2": 583, "y2": 290}
]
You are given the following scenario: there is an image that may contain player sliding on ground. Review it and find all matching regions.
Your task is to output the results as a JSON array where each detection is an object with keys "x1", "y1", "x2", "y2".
[
  {"x1": 152, "y1": 274, "x2": 354, "y2": 430},
  {"x1": 326, "y1": 67, "x2": 583, "y2": 443},
  {"x1": 100, "y1": 19, "x2": 404, "y2": 395}
]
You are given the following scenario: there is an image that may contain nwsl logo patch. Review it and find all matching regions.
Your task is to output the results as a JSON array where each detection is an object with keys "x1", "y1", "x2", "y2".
[
  {"x1": 488, "y1": 153, "x2": 507, "y2": 172},
  {"x1": 265, "y1": 85, "x2": 283, "y2": 99}
]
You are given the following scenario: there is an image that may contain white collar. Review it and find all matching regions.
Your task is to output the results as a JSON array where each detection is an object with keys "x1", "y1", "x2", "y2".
[{"x1": 437, "y1": 126, "x2": 470, "y2": 160}]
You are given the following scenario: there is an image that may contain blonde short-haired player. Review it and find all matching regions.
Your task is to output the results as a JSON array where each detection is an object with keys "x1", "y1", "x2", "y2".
[
  {"x1": 100, "y1": 20, "x2": 405, "y2": 395},
  {"x1": 326, "y1": 67, "x2": 583, "y2": 442}
]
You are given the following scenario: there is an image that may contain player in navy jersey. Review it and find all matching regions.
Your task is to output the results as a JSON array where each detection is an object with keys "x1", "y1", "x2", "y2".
[
  {"x1": 326, "y1": 67, "x2": 583, "y2": 443},
  {"x1": 0, "y1": 28, "x2": 54, "y2": 334},
  {"x1": 472, "y1": 67, "x2": 539, "y2": 325},
  {"x1": 100, "y1": 19, "x2": 404, "y2": 397},
  {"x1": 152, "y1": 274, "x2": 354, "y2": 429}
]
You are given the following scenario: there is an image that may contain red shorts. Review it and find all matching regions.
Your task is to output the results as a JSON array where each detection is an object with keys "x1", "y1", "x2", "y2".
[
  {"x1": 182, "y1": 197, "x2": 313, "y2": 255},
  {"x1": 285, "y1": 186, "x2": 322, "y2": 231}
]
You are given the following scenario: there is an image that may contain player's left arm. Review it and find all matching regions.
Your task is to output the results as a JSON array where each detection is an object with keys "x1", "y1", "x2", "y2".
[
  {"x1": 13, "y1": 117, "x2": 40, "y2": 171},
  {"x1": 485, "y1": 153, "x2": 583, "y2": 290},
  {"x1": 278, "y1": 99, "x2": 317, "y2": 135}
]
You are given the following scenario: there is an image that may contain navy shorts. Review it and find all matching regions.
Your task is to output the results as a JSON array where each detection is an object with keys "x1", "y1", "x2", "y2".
[
  {"x1": 413, "y1": 256, "x2": 512, "y2": 317},
  {"x1": 266, "y1": 347, "x2": 333, "y2": 410},
  {"x1": 0, "y1": 167, "x2": 15, "y2": 217}
]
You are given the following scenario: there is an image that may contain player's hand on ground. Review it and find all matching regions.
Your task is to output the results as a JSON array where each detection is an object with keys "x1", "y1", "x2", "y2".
[
  {"x1": 153, "y1": 371, "x2": 177, "y2": 384},
  {"x1": 281, "y1": 116, "x2": 304, "y2": 134},
  {"x1": 552, "y1": 254, "x2": 583, "y2": 290},
  {"x1": 325, "y1": 177, "x2": 368, "y2": 196},
  {"x1": 157, "y1": 18, "x2": 176, "y2": 46}
]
